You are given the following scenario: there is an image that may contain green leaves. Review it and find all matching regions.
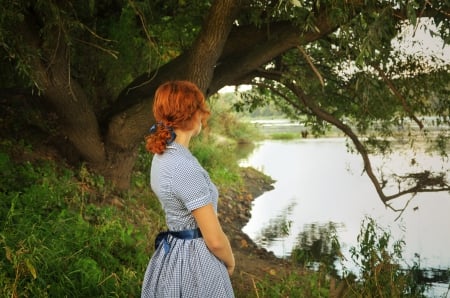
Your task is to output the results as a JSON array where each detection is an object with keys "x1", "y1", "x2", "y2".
[{"x1": 347, "y1": 216, "x2": 427, "y2": 297}]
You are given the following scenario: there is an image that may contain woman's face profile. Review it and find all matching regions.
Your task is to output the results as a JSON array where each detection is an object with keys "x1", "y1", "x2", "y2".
[{"x1": 192, "y1": 111, "x2": 203, "y2": 137}]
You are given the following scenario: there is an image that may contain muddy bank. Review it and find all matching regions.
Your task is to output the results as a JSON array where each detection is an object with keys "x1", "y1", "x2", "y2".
[
  {"x1": 218, "y1": 167, "x2": 301, "y2": 295},
  {"x1": 219, "y1": 166, "x2": 276, "y2": 256}
]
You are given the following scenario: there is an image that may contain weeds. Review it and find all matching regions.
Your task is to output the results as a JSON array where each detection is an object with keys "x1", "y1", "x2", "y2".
[
  {"x1": 343, "y1": 216, "x2": 429, "y2": 297},
  {"x1": 252, "y1": 216, "x2": 429, "y2": 298},
  {"x1": 0, "y1": 146, "x2": 151, "y2": 297}
]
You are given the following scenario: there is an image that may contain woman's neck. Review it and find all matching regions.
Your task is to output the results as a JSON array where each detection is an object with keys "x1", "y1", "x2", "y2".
[{"x1": 173, "y1": 129, "x2": 192, "y2": 148}]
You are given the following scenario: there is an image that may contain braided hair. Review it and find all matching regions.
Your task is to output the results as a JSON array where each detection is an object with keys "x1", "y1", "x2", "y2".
[{"x1": 145, "y1": 81, "x2": 210, "y2": 154}]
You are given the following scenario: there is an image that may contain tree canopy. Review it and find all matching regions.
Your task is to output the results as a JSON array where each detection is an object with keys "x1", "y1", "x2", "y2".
[{"x1": 1, "y1": 0, "x2": 449, "y2": 208}]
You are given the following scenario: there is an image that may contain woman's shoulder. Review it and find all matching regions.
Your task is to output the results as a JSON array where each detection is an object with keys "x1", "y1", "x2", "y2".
[{"x1": 155, "y1": 145, "x2": 198, "y2": 170}]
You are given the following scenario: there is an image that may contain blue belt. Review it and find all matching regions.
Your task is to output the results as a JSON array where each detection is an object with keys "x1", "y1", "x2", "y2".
[{"x1": 155, "y1": 228, "x2": 203, "y2": 254}]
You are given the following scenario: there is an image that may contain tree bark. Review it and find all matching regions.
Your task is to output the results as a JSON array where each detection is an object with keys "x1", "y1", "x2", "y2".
[{"x1": 20, "y1": 11, "x2": 106, "y2": 166}]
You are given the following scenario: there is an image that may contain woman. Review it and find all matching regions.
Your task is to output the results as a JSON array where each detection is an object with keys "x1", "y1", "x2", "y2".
[{"x1": 141, "y1": 81, "x2": 235, "y2": 297}]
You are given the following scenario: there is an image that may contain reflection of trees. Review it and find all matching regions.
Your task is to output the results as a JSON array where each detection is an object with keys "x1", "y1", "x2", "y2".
[
  {"x1": 235, "y1": 142, "x2": 257, "y2": 161},
  {"x1": 253, "y1": 201, "x2": 296, "y2": 247},
  {"x1": 291, "y1": 222, "x2": 344, "y2": 277}
]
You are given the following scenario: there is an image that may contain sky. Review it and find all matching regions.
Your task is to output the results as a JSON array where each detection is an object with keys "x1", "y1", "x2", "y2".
[{"x1": 392, "y1": 18, "x2": 450, "y2": 63}]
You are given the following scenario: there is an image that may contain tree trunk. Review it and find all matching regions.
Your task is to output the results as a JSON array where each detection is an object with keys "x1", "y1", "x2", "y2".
[
  {"x1": 17, "y1": 0, "x2": 339, "y2": 191},
  {"x1": 20, "y1": 13, "x2": 106, "y2": 166},
  {"x1": 102, "y1": 143, "x2": 140, "y2": 191},
  {"x1": 101, "y1": 0, "x2": 244, "y2": 189}
]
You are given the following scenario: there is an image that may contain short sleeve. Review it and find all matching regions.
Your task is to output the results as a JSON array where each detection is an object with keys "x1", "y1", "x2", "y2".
[{"x1": 172, "y1": 159, "x2": 212, "y2": 211}]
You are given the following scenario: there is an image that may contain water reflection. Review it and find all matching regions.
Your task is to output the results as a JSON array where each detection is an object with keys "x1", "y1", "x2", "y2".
[
  {"x1": 291, "y1": 222, "x2": 344, "y2": 276},
  {"x1": 241, "y1": 139, "x2": 450, "y2": 266},
  {"x1": 253, "y1": 200, "x2": 296, "y2": 248},
  {"x1": 233, "y1": 142, "x2": 256, "y2": 161},
  {"x1": 240, "y1": 138, "x2": 450, "y2": 297}
]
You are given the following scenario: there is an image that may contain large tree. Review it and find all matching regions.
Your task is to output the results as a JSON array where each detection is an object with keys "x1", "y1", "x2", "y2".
[{"x1": 1, "y1": 0, "x2": 449, "y2": 207}]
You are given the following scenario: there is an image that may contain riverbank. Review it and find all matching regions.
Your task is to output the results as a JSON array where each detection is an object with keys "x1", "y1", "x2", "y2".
[{"x1": 217, "y1": 166, "x2": 305, "y2": 296}]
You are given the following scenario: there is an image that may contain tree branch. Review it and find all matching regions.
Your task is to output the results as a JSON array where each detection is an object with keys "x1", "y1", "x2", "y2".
[
  {"x1": 255, "y1": 71, "x2": 449, "y2": 210},
  {"x1": 291, "y1": 85, "x2": 449, "y2": 205},
  {"x1": 372, "y1": 64, "x2": 424, "y2": 129},
  {"x1": 186, "y1": 0, "x2": 245, "y2": 90},
  {"x1": 209, "y1": 9, "x2": 340, "y2": 94}
]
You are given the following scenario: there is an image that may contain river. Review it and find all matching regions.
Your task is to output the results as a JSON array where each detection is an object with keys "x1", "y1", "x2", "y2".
[{"x1": 240, "y1": 138, "x2": 450, "y2": 297}]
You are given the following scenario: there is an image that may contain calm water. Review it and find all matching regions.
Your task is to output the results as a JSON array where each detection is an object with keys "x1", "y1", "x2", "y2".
[{"x1": 240, "y1": 138, "x2": 450, "y2": 296}]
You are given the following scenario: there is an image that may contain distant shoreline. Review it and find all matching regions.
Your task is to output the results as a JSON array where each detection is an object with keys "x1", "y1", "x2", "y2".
[{"x1": 249, "y1": 118, "x2": 449, "y2": 150}]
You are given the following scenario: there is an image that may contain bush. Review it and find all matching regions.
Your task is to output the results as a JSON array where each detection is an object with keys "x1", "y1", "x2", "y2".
[
  {"x1": 343, "y1": 216, "x2": 428, "y2": 297},
  {"x1": 0, "y1": 146, "x2": 152, "y2": 297}
]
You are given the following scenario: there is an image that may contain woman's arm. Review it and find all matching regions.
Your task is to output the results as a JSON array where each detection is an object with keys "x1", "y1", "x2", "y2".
[{"x1": 192, "y1": 204, "x2": 235, "y2": 275}]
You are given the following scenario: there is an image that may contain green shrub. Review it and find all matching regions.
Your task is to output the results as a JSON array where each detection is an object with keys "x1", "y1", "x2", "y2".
[
  {"x1": 208, "y1": 96, "x2": 262, "y2": 143},
  {"x1": 343, "y1": 216, "x2": 428, "y2": 297},
  {"x1": 191, "y1": 136, "x2": 242, "y2": 187},
  {"x1": 0, "y1": 146, "x2": 151, "y2": 297}
]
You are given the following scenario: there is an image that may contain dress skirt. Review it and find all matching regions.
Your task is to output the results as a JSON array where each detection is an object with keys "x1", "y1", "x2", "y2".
[{"x1": 141, "y1": 235, "x2": 234, "y2": 297}]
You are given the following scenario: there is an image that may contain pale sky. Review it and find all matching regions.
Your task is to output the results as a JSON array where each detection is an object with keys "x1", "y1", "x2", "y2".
[{"x1": 392, "y1": 18, "x2": 450, "y2": 63}]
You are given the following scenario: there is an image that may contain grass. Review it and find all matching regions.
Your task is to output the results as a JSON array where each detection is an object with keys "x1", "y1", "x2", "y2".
[
  {"x1": 0, "y1": 148, "x2": 156, "y2": 297},
  {"x1": 269, "y1": 132, "x2": 300, "y2": 140}
]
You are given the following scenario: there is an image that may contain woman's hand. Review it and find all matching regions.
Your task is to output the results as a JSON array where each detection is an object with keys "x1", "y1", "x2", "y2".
[
  {"x1": 192, "y1": 204, "x2": 235, "y2": 276},
  {"x1": 227, "y1": 263, "x2": 235, "y2": 276}
]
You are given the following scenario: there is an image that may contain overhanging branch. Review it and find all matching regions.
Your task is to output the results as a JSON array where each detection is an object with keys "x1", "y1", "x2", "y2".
[
  {"x1": 372, "y1": 64, "x2": 424, "y2": 129},
  {"x1": 287, "y1": 83, "x2": 449, "y2": 207},
  {"x1": 255, "y1": 72, "x2": 449, "y2": 211}
]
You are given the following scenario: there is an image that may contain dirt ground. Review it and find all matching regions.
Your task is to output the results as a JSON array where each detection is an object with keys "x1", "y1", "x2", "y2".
[{"x1": 218, "y1": 167, "x2": 303, "y2": 296}]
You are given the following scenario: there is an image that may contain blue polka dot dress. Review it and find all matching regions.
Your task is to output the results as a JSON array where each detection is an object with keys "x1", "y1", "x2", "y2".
[{"x1": 141, "y1": 142, "x2": 234, "y2": 298}]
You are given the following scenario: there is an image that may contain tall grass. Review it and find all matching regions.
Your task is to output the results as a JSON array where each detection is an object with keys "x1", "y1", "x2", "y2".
[
  {"x1": 0, "y1": 147, "x2": 157, "y2": 297},
  {"x1": 208, "y1": 94, "x2": 263, "y2": 144}
]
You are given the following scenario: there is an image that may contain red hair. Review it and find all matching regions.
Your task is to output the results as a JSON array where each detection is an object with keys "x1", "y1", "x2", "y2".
[{"x1": 145, "y1": 81, "x2": 210, "y2": 154}]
